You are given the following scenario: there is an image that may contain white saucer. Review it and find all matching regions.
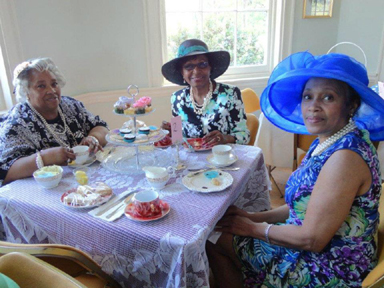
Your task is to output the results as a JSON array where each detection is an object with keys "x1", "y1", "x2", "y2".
[
  {"x1": 206, "y1": 153, "x2": 238, "y2": 167},
  {"x1": 68, "y1": 155, "x2": 97, "y2": 169},
  {"x1": 182, "y1": 171, "x2": 233, "y2": 193}
]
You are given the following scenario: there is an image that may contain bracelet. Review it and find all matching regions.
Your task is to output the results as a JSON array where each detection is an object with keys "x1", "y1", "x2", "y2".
[
  {"x1": 35, "y1": 151, "x2": 44, "y2": 169},
  {"x1": 265, "y1": 224, "x2": 273, "y2": 244}
]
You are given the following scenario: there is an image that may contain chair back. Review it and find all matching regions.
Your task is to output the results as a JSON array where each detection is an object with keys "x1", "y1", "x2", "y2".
[
  {"x1": 362, "y1": 187, "x2": 384, "y2": 287},
  {"x1": 241, "y1": 88, "x2": 260, "y2": 113},
  {"x1": 246, "y1": 113, "x2": 259, "y2": 146},
  {"x1": 0, "y1": 241, "x2": 121, "y2": 288},
  {"x1": 292, "y1": 134, "x2": 317, "y2": 170}
]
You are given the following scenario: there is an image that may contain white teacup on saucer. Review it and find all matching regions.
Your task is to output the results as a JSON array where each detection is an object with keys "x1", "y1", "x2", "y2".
[
  {"x1": 212, "y1": 145, "x2": 232, "y2": 165},
  {"x1": 207, "y1": 152, "x2": 238, "y2": 167},
  {"x1": 72, "y1": 145, "x2": 90, "y2": 165},
  {"x1": 142, "y1": 166, "x2": 175, "y2": 189}
]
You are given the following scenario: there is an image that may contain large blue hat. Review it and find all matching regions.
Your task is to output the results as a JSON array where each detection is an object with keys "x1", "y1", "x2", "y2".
[
  {"x1": 260, "y1": 51, "x2": 384, "y2": 141},
  {"x1": 161, "y1": 39, "x2": 230, "y2": 85}
]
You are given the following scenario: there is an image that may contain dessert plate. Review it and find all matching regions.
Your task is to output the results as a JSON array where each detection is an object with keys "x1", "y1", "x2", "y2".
[
  {"x1": 106, "y1": 129, "x2": 166, "y2": 145},
  {"x1": 68, "y1": 155, "x2": 97, "y2": 169},
  {"x1": 182, "y1": 170, "x2": 233, "y2": 193},
  {"x1": 124, "y1": 200, "x2": 170, "y2": 222},
  {"x1": 113, "y1": 108, "x2": 156, "y2": 117},
  {"x1": 61, "y1": 189, "x2": 113, "y2": 209},
  {"x1": 182, "y1": 138, "x2": 214, "y2": 152},
  {"x1": 206, "y1": 153, "x2": 238, "y2": 167}
]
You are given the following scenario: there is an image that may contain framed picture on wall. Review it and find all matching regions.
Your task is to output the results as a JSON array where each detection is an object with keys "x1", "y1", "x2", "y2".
[{"x1": 303, "y1": 0, "x2": 333, "y2": 18}]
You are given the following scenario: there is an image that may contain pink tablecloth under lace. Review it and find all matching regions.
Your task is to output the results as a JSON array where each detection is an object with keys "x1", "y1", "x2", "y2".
[{"x1": 0, "y1": 144, "x2": 270, "y2": 288}]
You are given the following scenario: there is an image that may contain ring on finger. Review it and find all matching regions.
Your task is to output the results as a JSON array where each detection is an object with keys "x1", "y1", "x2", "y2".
[
  {"x1": 67, "y1": 158, "x2": 71, "y2": 163},
  {"x1": 217, "y1": 136, "x2": 220, "y2": 142}
]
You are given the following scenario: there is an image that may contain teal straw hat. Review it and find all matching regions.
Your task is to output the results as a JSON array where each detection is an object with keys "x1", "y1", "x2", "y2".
[{"x1": 161, "y1": 39, "x2": 230, "y2": 85}]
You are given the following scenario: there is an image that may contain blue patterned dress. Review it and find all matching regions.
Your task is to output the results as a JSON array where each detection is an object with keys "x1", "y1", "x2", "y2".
[
  {"x1": 171, "y1": 82, "x2": 250, "y2": 144},
  {"x1": 233, "y1": 128, "x2": 381, "y2": 287}
]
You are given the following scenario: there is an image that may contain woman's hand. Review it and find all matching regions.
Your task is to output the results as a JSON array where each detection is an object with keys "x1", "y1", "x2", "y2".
[
  {"x1": 203, "y1": 131, "x2": 235, "y2": 145},
  {"x1": 41, "y1": 147, "x2": 75, "y2": 166},
  {"x1": 81, "y1": 135, "x2": 103, "y2": 153},
  {"x1": 215, "y1": 214, "x2": 257, "y2": 237}
]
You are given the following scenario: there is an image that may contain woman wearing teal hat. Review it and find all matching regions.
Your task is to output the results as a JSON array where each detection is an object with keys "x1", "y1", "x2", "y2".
[
  {"x1": 207, "y1": 51, "x2": 383, "y2": 287},
  {"x1": 161, "y1": 39, "x2": 249, "y2": 145}
]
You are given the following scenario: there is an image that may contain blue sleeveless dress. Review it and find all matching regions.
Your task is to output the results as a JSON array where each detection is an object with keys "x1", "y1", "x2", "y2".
[{"x1": 233, "y1": 128, "x2": 381, "y2": 287}]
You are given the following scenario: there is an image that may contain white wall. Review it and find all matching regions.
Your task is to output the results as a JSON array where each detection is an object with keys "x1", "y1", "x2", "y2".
[{"x1": 13, "y1": 0, "x2": 149, "y2": 96}]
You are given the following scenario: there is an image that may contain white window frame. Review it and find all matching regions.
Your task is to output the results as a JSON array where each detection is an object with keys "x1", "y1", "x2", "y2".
[{"x1": 143, "y1": 0, "x2": 295, "y2": 89}]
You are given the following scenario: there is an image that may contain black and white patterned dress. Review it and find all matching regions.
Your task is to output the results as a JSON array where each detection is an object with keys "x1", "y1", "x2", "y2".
[
  {"x1": 171, "y1": 82, "x2": 250, "y2": 144},
  {"x1": 0, "y1": 96, "x2": 108, "y2": 186}
]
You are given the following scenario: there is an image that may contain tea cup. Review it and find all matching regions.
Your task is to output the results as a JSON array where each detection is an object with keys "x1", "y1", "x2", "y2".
[
  {"x1": 212, "y1": 145, "x2": 232, "y2": 165},
  {"x1": 142, "y1": 166, "x2": 175, "y2": 189},
  {"x1": 132, "y1": 190, "x2": 162, "y2": 217},
  {"x1": 72, "y1": 145, "x2": 90, "y2": 165}
]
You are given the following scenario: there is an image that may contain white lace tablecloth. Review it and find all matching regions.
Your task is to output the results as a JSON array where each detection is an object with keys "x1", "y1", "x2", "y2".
[{"x1": 0, "y1": 145, "x2": 270, "y2": 288}]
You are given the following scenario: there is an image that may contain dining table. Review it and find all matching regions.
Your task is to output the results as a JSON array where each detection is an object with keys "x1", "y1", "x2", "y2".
[{"x1": 0, "y1": 144, "x2": 271, "y2": 288}]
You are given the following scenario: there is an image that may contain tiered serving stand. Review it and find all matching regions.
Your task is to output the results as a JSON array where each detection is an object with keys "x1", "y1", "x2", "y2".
[{"x1": 103, "y1": 85, "x2": 173, "y2": 174}]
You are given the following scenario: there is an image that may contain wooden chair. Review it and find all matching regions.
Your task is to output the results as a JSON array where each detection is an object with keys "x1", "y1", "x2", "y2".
[
  {"x1": 362, "y1": 186, "x2": 384, "y2": 287},
  {"x1": 292, "y1": 134, "x2": 317, "y2": 171},
  {"x1": 0, "y1": 252, "x2": 86, "y2": 288},
  {"x1": 246, "y1": 113, "x2": 259, "y2": 146},
  {"x1": 0, "y1": 241, "x2": 121, "y2": 288},
  {"x1": 293, "y1": 137, "x2": 380, "y2": 171},
  {"x1": 241, "y1": 88, "x2": 260, "y2": 113}
]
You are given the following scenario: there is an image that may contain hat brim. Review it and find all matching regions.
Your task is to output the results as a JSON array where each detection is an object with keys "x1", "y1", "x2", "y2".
[
  {"x1": 261, "y1": 69, "x2": 384, "y2": 141},
  {"x1": 161, "y1": 51, "x2": 230, "y2": 85}
]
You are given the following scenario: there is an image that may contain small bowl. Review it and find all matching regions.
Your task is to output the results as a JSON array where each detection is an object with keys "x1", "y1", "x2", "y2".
[{"x1": 33, "y1": 165, "x2": 63, "y2": 189}]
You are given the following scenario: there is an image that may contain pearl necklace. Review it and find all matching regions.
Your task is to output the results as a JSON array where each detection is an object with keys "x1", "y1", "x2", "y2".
[
  {"x1": 27, "y1": 101, "x2": 78, "y2": 148},
  {"x1": 311, "y1": 121, "x2": 357, "y2": 156},
  {"x1": 190, "y1": 79, "x2": 213, "y2": 115}
]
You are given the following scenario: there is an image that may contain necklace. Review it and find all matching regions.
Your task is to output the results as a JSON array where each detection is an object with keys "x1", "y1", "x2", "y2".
[
  {"x1": 311, "y1": 121, "x2": 357, "y2": 156},
  {"x1": 27, "y1": 101, "x2": 78, "y2": 148},
  {"x1": 190, "y1": 79, "x2": 213, "y2": 115}
]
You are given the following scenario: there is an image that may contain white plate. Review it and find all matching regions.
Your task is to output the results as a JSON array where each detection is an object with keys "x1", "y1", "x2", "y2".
[
  {"x1": 206, "y1": 153, "x2": 238, "y2": 167},
  {"x1": 182, "y1": 170, "x2": 233, "y2": 193},
  {"x1": 68, "y1": 155, "x2": 97, "y2": 168},
  {"x1": 61, "y1": 189, "x2": 113, "y2": 209}
]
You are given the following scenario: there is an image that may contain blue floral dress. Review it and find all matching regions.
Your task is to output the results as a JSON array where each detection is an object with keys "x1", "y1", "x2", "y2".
[
  {"x1": 171, "y1": 82, "x2": 250, "y2": 144},
  {"x1": 233, "y1": 128, "x2": 381, "y2": 287}
]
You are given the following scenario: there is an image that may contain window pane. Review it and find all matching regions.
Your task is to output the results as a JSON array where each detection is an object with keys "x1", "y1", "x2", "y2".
[
  {"x1": 202, "y1": 12, "x2": 235, "y2": 66},
  {"x1": 165, "y1": 0, "x2": 199, "y2": 12},
  {"x1": 238, "y1": 0, "x2": 269, "y2": 9},
  {"x1": 236, "y1": 11, "x2": 267, "y2": 65},
  {"x1": 203, "y1": 0, "x2": 236, "y2": 11},
  {"x1": 166, "y1": 12, "x2": 201, "y2": 61}
]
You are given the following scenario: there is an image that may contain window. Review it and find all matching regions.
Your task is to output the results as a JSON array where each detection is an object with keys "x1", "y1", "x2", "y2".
[
  {"x1": 165, "y1": 0, "x2": 269, "y2": 69},
  {"x1": 144, "y1": 0, "x2": 294, "y2": 87}
]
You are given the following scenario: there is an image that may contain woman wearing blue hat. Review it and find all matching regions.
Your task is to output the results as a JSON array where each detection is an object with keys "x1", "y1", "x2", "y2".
[
  {"x1": 161, "y1": 39, "x2": 249, "y2": 145},
  {"x1": 207, "y1": 51, "x2": 383, "y2": 287}
]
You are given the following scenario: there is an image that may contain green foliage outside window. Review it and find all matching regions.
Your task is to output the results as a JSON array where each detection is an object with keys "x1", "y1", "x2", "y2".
[{"x1": 166, "y1": 2, "x2": 268, "y2": 67}]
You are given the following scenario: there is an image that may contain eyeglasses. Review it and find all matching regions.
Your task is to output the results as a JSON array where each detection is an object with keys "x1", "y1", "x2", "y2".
[{"x1": 183, "y1": 61, "x2": 209, "y2": 71}]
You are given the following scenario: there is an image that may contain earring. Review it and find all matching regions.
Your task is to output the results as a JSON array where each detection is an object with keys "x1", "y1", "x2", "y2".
[
  {"x1": 183, "y1": 79, "x2": 186, "y2": 84},
  {"x1": 349, "y1": 112, "x2": 354, "y2": 123}
]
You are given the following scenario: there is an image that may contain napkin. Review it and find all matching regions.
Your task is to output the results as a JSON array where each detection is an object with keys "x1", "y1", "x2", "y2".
[{"x1": 88, "y1": 189, "x2": 136, "y2": 222}]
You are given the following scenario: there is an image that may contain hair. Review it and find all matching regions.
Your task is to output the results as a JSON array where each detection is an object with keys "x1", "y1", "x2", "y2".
[{"x1": 12, "y1": 57, "x2": 66, "y2": 103}]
